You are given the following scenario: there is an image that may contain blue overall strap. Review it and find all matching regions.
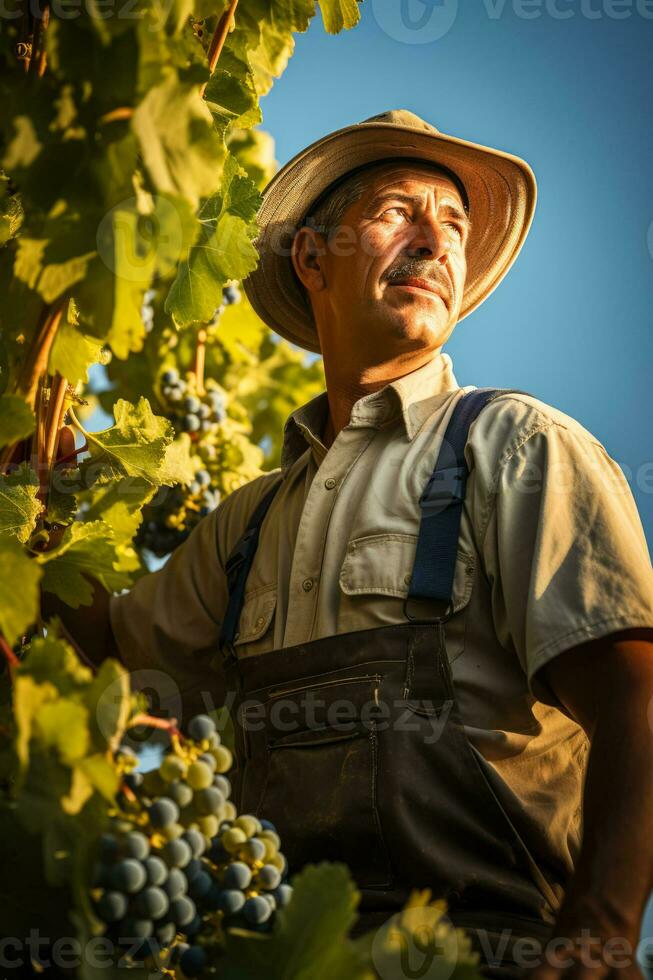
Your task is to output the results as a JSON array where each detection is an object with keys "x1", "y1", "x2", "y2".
[
  {"x1": 218, "y1": 479, "x2": 283, "y2": 659},
  {"x1": 407, "y1": 388, "x2": 526, "y2": 620}
]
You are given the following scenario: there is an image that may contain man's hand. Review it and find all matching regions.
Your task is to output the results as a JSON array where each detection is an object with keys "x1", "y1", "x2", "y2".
[{"x1": 527, "y1": 628, "x2": 653, "y2": 980}]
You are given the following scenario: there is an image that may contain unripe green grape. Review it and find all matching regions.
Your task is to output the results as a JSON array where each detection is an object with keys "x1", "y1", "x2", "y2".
[
  {"x1": 169, "y1": 896, "x2": 196, "y2": 927},
  {"x1": 233, "y1": 815, "x2": 259, "y2": 838},
  {"x1": 259, "y1": 829, "x2": 281, "y2": 849},
  {"x1": 159, "y1": 755, "x2": 188, "y2": 782},
  {"x1": 222, "y1": 827, "x2": 247, "y2": 854},
  {"x1": 181, "y1": 828, "x2": 206, "y2": 859},
  {"x1": 143, "y1": 856, "x2": 168, "y2": 887},
  {"x1": 186, "y1": 760, "x2": 213, "y2": 790},
  {"x1": 109, "y1": 859, "x2": 147, "y2": 894},
  {"x1": 163, "y1": 867, "x2": 187, "y2": 900},
  {"x1": 212, "y1": 745, "x2": 233, "y2": 774},
  {"x1": 160, "y1": 821, "x2": 184, "y2": 842},
  {"x1": 221, "y1": 801, "x2": 237, "y2": 822},
  {"x1": 243, "y1": 895, "x2": 272, "y2": 925},
  {"x1": 161, "y1": 838, "x2": 192, "y2": 869},
  {"x1": 223, "y1": 861, "x2": 252, "y2": 890},
  {"x1": 149, "y1": 798, "x2": 179, "y2": 829},
  {"x1": 260, "y1": 837, "x2": 279, "y2": 862},
  {"x1": 197, "y1": 814, "x2": 219, "y2": 839},
  {"x1": 213, "y1": 775, "x2": 230, "y2": 797},
  {"x1": 270, "y1": 852, "x2": 286, "y2": 874},
  {"x1": 197, "y1": 752, "x2": 217, "y2": 772},
  {"x1": 188, "y1": 714, "x2": 216, "y2": 742}
]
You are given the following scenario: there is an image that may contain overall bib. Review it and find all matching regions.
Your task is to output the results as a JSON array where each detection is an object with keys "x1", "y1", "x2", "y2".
[{"x1": 218, "y1": 389, "x2": 565, "y2": 978}]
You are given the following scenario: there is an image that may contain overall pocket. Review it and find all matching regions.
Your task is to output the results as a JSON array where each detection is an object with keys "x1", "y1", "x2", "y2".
[{"x1": 240, "y1": 675, "x2": 394, "y2": 889}]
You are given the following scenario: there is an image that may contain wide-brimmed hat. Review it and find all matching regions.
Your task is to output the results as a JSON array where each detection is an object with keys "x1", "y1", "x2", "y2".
[{"x1": 242, "y1": 109, "x2": 537, "y2": 354}]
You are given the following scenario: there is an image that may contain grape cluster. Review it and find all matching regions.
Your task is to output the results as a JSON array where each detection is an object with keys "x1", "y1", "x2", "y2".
[{"x1": 92, "y1": 714, "x2": 292, "y2": 974}]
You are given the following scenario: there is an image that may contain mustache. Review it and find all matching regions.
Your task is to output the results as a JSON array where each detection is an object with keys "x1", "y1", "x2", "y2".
[{"x1": 384, "y1": 261, "x2": 452, "y2": 302}]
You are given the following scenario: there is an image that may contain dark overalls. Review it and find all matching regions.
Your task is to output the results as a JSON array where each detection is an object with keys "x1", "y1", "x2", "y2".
[{"x1": 218, "y1": 389, "x2": 566, "y2": 978}]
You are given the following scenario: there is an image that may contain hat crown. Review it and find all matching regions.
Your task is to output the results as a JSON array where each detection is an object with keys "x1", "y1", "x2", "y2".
[{"x1": 361, "y1": 109, "x2": 439, "y2": 135}]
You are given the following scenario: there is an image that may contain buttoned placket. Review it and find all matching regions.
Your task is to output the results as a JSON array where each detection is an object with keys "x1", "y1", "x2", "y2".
[{"x1": 282, "y1": 396, "x2": 392, "y2": 649}]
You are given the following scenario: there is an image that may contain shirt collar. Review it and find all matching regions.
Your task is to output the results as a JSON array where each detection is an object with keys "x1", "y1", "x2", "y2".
[{"x1": 280, "y1": 352, "x2": 460, "y2": 475}]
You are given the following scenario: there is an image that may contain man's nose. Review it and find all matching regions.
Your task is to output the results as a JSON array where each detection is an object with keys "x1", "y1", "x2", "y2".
[{"x1": 405, "y1": 214, "x2": 450, "y2": 264}]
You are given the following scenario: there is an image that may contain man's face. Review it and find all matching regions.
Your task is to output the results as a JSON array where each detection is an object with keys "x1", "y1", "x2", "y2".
[{"x1": 292, "y1": 162, "x2": 471, "y2": 364}]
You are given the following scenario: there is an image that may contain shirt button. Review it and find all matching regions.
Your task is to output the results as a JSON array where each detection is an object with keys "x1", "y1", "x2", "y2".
[
  {"x1": 302, "y1": 578, "x2": 314, "y2": 592},
  {"x1": 324, "y1": 478, "x2": 337, "y2": 490}
]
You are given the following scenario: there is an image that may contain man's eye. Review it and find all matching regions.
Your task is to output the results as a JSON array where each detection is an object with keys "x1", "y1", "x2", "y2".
[
  {"x1": 445, "y1": 222, "x2": 464, "y2": 240},
  {"x1": 380, "y1": 207, "x2": 408, "y2": 220}
]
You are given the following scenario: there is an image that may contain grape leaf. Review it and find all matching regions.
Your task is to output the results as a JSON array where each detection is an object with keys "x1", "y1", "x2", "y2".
[
  {"x1": 166, "y1": 157, "x2": 261, "y2": 327},
  {"x1": 79, "y1": 397, "x2": 173, "y2": 485},
  {"x1": 0, "y1": 394, "x2": 36, "y2": 448},
  {"x1": 0, "y1": 466, "x2": 41, "y2": 542},
  {"x1": 19, "y1": 632, "x2": 93, "y2": 696},
  {"x1": 38, "y1": 520, "x2": 133, "y2": 607},
  {"x1": 0, "y1": 535, "x2": 41, "y2": 645},
  {"x1": 49, "y1": 320, "x2": 103, "y2": 385},
  {"x1": 318, "y1": 0, "x2": 361, "y2": 33},
  {"x1": 223, "y1": 863, "x2": 368, "y2": 979},
  {"x1": 86, "y1": 659, "x2": 132, "y2": 754}
]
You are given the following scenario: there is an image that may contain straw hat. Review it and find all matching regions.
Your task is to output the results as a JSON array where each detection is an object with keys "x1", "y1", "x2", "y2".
[{"x1": 242, "y1": 109, "x2": 537, "y2": 354}]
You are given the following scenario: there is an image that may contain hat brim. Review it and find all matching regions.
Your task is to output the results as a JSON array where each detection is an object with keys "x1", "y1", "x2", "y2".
[{"x1": 242, "y1": 120, "x2": 537, "y2": 355}]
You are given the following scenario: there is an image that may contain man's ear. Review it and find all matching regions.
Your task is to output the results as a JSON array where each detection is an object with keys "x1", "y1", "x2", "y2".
[{"x1": 291, "y1": 225, "x2": 328, "y2": 294}]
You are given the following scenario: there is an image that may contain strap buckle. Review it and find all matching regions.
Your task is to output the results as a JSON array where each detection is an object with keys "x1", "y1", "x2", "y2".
[
  {"x1": 403, "y1": 595, "x2": 453, "y2": 625},
  {"x1": 419, "y1": 464, "x2": 466, "y2": 513}
]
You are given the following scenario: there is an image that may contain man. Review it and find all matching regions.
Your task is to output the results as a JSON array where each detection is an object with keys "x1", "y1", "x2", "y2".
[{"x1": 61, "y1": 111, "x2": 653, "y2": 978}]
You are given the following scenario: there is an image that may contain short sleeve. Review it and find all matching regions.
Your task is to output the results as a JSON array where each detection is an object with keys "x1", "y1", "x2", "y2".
[
  {"x1": 479, "y1": 420, "x2": 653, "y2": 706},
  {"x1": 109, "y1": 505, "x2": 228, "y2": 719}
]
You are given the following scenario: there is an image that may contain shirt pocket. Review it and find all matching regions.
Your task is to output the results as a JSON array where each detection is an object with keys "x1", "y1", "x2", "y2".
[
  {"x1": 233, "y1": 584, "x2": 277, "y2": 656},
  {"x1": 339, "y1": 532, "x2": 475, "y2": 662}
]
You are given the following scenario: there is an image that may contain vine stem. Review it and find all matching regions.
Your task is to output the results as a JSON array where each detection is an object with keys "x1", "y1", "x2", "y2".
[
  {"x1": 194, "y1": 328, "x2": 207, "y2": 396},
  {"x1": 0, "y1": 636, "x2": 19, "y2": 674},
  {"x1": 128, "y1": 714, "x2": 181, "y2": 738},
  {"x1": 201, "y1": 0, "x2": 239, "y2": 96}
]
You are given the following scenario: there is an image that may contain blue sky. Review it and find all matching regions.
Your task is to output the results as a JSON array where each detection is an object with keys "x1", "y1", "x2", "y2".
[{"x1": 258, "y1": 0, "x2": 653, "y2": 551}]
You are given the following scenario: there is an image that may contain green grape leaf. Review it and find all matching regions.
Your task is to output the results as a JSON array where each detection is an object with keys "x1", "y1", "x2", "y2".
[
  {"x1": 158, "y1": 432, "x2": 196, "y2": 487},
  {"x1": 131, "y1": 69, "x2": 225, "y2": 210},
  {"x1": 318, "y1": 0, "x2": 361, "y2": 33},
  {"x1": 204, "y1": 51, "x2": 261, "y2": 136},
  {"x1": 0, "y1": 466, "x2": 41, "y2": 542},
  {"x1": 223, "y1": 863, "x2": 367, "y2": 979},
  {"x1": 0, "y1": 394, "x2": 36, "y2": 448},
  {"x1": 79, "y1": 397, "x2": 173, "y2": 485},
  {"x1": 166, "y1": 158, "x2": 261, "y2": 327},
  {"x1": 37, "y1": 698, "x2": 90, "y2": 766},
  {"x1": 77, "y1": 753, "x2": 120, "y2": 803},
  {"x1": 38, "y1": 521, "x2": 133, "y2": 607},
  {"x1": 227, "y1": 126, "x2": 278, "y2": 190},
  {"x1": 86, "y1": 658, "x2": 132, "y2": 754},
  {"x1": 19, "y1": 632, "x2": 93, "y2": 696},
  {"x1": 0, "y1": 535, "x2": 41, "y2": 645},
  {"x1": 14, "y1": 233, "x2": 95, "y2": 304},
  {"x1": 49, "y1": 320, "x2": 104, "y2": 385}
]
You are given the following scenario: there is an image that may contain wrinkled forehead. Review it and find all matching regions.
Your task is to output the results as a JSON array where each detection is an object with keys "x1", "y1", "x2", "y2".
[{"x1": 357, "y1": 158, "x2": 468, "y2": 210}]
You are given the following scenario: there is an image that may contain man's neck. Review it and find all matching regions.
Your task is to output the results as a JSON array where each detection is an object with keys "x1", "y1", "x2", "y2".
[{"x1": 321, "y1": 349, "x2": 442, "y2": 450}]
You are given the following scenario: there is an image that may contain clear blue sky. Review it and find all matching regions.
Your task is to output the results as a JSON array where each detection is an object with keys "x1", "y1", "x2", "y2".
[{"x1": 258, "y1": 1, "x2": 653, "y2": 552}]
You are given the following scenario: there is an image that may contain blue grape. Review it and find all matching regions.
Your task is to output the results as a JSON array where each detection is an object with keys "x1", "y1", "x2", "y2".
[
  {"x1": 194, "y1": 787, "x2": 224, "y2": 816},
  {"x1": 259, "y1": 819, "x2": 277, "y2": 833},
  {"x1": 217, "y1": 889, "x2": 245, "y2": 915},
  {"x1": 163, "y1": 867, "x2": 187, "y2": 900},
  {"x1": 188, "y1": 871, "x2": 212, "y2": 900},
  {"x1": 183, "y1": 395, "x2": 201, "y2": 413},
  {"x1": 121, "y1": 918, "x2": 153, "y2": 939},
  {"x1": 197, "y1": 752, "x2": 217, "y2": 772},
  {"x1": 213, "y1": 775, "x2": 231, "y2": 797},
  {"x1": 161, "y1": 369, "x2": 179, "y2": 386},
  {"x1": 197, "y1": 405, "x2": 211, "y2": 421},
  {"x1": 185, "y1": 913, "x2": 203, "y2": 937},
  {"x1": 149, "y1": 798, "x2": 179, "y2": 829},
  {"x1": 144, "y1": 855, "x2": 168, "y2": 887},
  {"x1": 185, "y1": 858, "x2": 203, "y2": 883},
  {"x1": 109, "y1": 859, "x2": 147, "y2": 894},
  {"x1": 223, "y1": 862, "x2": 252, "y2": 891},
  {"x1": 180, "y1": 945, "x2": 206, "y2": 977},
  {"x1": 188, "y1": 715, "x2": 216, "y2": 741},
  {"x1": 155, "y1": 921, "x2": 176, "y2": 946},
  {"x1": 169, "y1": 896, "x2": 196, "y2": 927},
  {"x1": 99, "y1": 833, "x2": 119, "y2": 861},
  {"x1": 273, "y1": 883, "x2": 293, "y2": 908},
  {"x1": 183, "y1": 415, "x2": 201, "y2": 433},
  {"x1": 97, "y1": 891, "x2": 127, "y2": 923},
  {"x1": 168, "y1": 780, "x2": 193, "y2": 808},
  {"x1": 162, "y1": 837, "x2": 192, "y2": 869},
  {"x1": 124, "y1": 831, "x2": 150, "y2": 861},
  {"x1": 134, "y1": 886, "x2": 169, "y2": 921},
  {"x1": 257, "y1": 864, "x2": 282, "y2": 890},
  {"x1": 243, "y1": 895, "x2": 272, "y2": 925},
  {"x1": 182, "y1": 829, "x2": 206, "y2": 859}
]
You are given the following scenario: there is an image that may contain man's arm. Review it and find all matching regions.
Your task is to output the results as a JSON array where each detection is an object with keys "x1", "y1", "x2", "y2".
[
  {"x1": 41, "y1": 578, "x2": 120, "y2": 669},
  {"x1": 531, "y1": 627, "x2": 653, "y2": 976}
]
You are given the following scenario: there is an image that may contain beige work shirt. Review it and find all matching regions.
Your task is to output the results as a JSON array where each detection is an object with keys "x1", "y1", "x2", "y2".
[{"x1": 111, "y1": 352, "x2": 653, "y2": 911}]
